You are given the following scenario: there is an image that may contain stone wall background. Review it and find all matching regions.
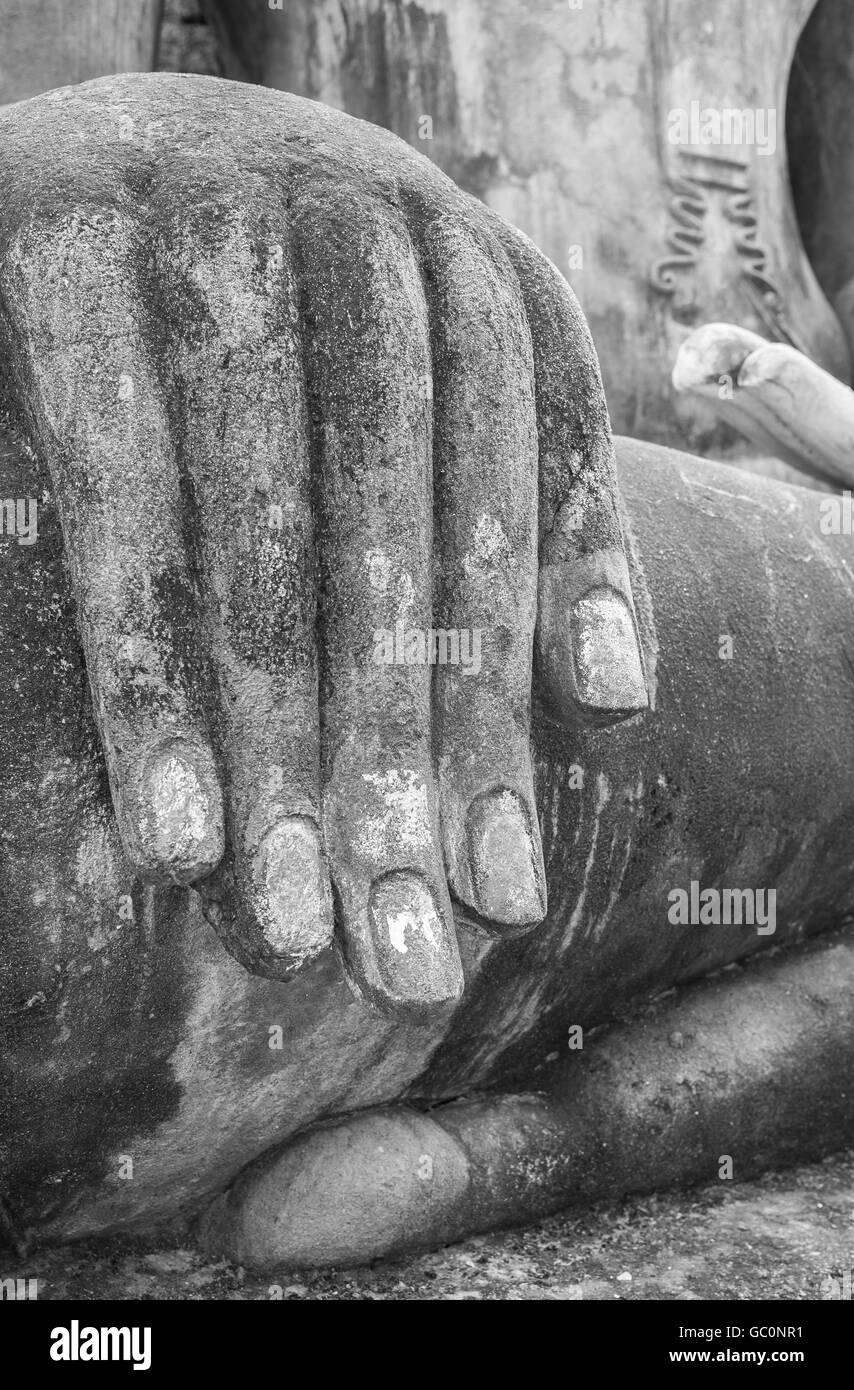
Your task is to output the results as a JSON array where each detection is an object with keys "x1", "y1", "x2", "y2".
[
  {"x1": 157, "y1": 0, "x2": 222, "y2": 77},
  {"x1": 155, "y1": 0, "x2": 853, "y2": 472}
]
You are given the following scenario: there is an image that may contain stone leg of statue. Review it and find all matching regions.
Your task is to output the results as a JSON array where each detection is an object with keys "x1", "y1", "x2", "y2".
[{"x1": 200, "y1": 931, "x2": 854, "y2": 1269}]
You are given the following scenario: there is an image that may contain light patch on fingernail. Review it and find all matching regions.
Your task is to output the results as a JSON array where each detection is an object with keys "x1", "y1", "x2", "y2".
[
  {"x1": 466, "y1": 788, "x2": 546, "y2": 926},
  {"x1": 136, "y1": 744, "x2": 224, "y2": 878},
  {"x1": 360, "y1": 871, "x2": 462, "y2": 1010},
  {"x1": 257, "y1": 816, "x2": 332, "y2": 960},
  {"x1": 386, "y1": 900, "x2": 441, "y2": 954},
  {"x1": 571, "y1": 588, "x2": 647, "y2": 711},
  {"x1": 149, "y1": 754, "x2": 208, "y2": 850},
  {"x1": 387, "y1": 910, "x2": 411, "y2": 954}
]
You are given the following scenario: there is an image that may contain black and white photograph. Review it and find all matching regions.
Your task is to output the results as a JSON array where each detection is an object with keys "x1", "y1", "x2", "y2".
[{"x1": 0, "y1": 0, "x2": 852, "y2": 1358}]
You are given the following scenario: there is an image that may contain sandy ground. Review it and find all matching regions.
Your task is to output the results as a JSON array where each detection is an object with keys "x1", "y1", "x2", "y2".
[{"x1": 6, "y1": 1147, "x2": 853, "y2": 1301}]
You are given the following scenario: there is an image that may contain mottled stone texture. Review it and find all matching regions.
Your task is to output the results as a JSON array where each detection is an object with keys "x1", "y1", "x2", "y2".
[
  {"x1": 200, "y1": 931, "x2": 854, "y2": 1268},
  {"x1": 0, "y1": 75, "x2": 852, "y2": 1260},
  {"x1": 0, "y1": 71, "x2": 634, "y2": 1241},
  {"x1": 0, "y1": 0, "x2": 162, "y2": 103},
  {"x1": 3, "y1": 0, "x2": 850, "y2": 457},
  {"x1": 208, "y1": 0, "x2": 849, "y2": 456},
  {"x1": 158, "y1": 0, "x2": 223, "y2": 77},
  {"x1": 674, "y1": 323, "x2": 854, "y2": 489}
]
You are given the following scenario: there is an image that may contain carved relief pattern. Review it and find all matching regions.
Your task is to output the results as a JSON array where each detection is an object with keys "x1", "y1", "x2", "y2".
[
  {"x1": 649, "y1": 167, "x2": 709, "y2": 293},
  {"x1": 650, "y1": 150, "x2": 806, "y2": 352}
]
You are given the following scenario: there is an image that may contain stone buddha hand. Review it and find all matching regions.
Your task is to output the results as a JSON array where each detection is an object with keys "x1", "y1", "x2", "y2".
[{"x1": 0, "y1": 72, "x2": 648, "y2": 1023}]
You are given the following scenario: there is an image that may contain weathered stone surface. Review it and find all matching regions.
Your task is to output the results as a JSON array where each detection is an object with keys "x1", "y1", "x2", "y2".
[
  {"x1": 0, "y1": 0, "x2": 161, "y2": 105},
  {"x1": 200, "y1": 930, "x2": 854, "y2": 1268},
  {"x1": 0, "y1": 73, "x2": 645, "y2": 1023},
  {"x1": 6, "y1": 0, "x2": 853, "y2": 463},
  {"x1": 4, "y1": 412, "x2": 854, "y2": 1249},
  {"x1": 1, "y1": 74, "x2": 853, "y2": 1265},
  {"x1": 209, "y1": 0, "x2": 851, "y2": 452},
  {"x1": 201, "y1": 1108, "x2": 471, "y2": 1270},
  {"x1": 674, "y1": 322, "x2": 854, "y2": 487}
]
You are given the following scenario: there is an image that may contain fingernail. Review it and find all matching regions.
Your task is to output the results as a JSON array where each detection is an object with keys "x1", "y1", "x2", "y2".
[
  {"x1": 355, "y1": 871, "x2": 463, "y2": 1017},
  {"x1": 133, "y1": 740, "x2": 225, "y2": 882},
  {"x1": 570, "y1": 586, "x2": 647, "y2": 713},
  {"x1": 253, "y1": 816, "x2": 334, "y2": 967},
  {"x1": 466, "y1": 789, "x2": 546, "y2": 925}
]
